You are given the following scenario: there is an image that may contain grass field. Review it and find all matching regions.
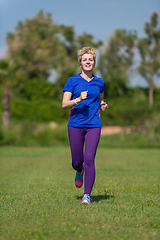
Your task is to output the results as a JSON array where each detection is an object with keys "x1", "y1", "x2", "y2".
[{"x1": 0, "y1": 147, "x2": 160, "y2": 240}]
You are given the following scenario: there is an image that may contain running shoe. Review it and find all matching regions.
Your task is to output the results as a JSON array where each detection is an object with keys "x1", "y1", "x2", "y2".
[
  {"x1": 82, "y1": 194, "x2": 91, "y2": 204},
  {"x1": 75, "y1": 167, "x2": 84, "y2": 188}
]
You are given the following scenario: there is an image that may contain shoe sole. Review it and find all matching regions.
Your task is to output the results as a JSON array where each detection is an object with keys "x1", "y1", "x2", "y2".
[{"x1": 81, "y1": 200, "x2": 91, "y2": 204}]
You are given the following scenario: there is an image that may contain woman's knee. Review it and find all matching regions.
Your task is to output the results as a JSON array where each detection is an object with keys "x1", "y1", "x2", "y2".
[
  {"x1": 85, "y1": 153, "x2": 95, "y2": 164},
  {"x1": 72, "y1": 162, "x2": 83, "y2": 171}
]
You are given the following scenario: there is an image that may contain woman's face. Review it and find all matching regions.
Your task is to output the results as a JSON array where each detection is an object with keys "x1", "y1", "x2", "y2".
[{"x1": 80, "y1": 53, "x2": 95, "y2": 72}]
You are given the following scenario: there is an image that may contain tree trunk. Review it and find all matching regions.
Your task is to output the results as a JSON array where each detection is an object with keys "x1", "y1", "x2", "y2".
[
  {"x1": 2, "y1": 80, "x2": 10, "y2": 127},
  {"x1": 149, "y1": 80, "x2": 154, "y2": 107}
]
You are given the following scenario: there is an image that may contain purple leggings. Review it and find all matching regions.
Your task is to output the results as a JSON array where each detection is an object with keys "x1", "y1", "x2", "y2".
[{"x1": 68, "y1": 127, "x2": 101, "y2": 195}]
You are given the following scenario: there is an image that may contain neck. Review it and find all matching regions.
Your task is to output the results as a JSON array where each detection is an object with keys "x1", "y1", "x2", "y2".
[{"x1": 81, "y1": 71, "x2": 93, "y2": 81}]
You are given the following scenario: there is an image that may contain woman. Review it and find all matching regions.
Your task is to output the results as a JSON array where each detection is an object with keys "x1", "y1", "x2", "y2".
[{"x1": 62, "y1": 47, "x2": 108, "y2": 204}]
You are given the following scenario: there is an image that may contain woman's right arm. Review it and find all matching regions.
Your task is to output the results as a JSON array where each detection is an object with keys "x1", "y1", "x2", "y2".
[
  {"x1": 62, "y1": 91, "x2": 88, "y2": 109},
  {"x1": 62, "y1": 91, "x2": 80, "y2": 109}
]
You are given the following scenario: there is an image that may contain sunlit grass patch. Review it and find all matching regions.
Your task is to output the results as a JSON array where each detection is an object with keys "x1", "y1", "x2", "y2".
[{"x1": 0, "y1": 147, "x2": 160, "y2": 240}]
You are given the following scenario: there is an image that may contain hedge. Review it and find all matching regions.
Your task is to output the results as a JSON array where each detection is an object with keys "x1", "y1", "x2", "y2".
[{"x1": 10, "y1": 99, "x2": 70, "y2": 123}]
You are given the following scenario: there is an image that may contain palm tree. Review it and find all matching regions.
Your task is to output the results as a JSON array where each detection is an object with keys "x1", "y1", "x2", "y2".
[
  {"x1": 0, "y1": 59, "x2": 14, "y2": 127},
  {"x1": 137, "y1": 12, "x2": 160, "y2": 107}
]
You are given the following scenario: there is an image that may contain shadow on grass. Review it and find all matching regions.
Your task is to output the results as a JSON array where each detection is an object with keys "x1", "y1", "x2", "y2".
[{"x1": 77, "y1": 194, "x2": 114, "y2": 203}]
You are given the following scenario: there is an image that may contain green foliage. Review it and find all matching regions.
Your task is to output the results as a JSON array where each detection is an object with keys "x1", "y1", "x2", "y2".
[
  {"x1": 101, "y1": 94, "x2": 160, "y2": 126},
  {"x1": 19, "y1": 78, "x2": 60, "y2": 101},
  {"x1": 0, "y1": 84, "x2": 159, "y2": 131},
  {"x1": 76, "y1": 32, "x2": 103, "y2": 49},
  {"x1": 0, "y1": 123, "x2": 69, "y2": 146},
  {"x1": 98, "y1": 29, "x2": 137, "y2": 97},
  {"x1": 55, "y1": 27, "x2": 103, "y2": 90},
  {"x1": 0, "y1": 125, "x2": 16, "y2": 145},
  {"x1": 9, "y1": 96, "x2": 159, "y2": 126},
  {"x1": 0, "y1": 87, "x2": 159, "y2": 127},
  {"x1": 1, "y1": 10, "x2": 160, "y2": 130},
  {"x1": 10, "y1": 99, "x2": 69, "y2": 122},
  {"x1": 144, "y1": 113, "x2": 160, "y2": 141},
  {"x1": 0, "y1": 120, "x2": 160, "y2": 148},
  {"x1": 1, "y1": 147, "x2": 160, "y2": 239},
  {"x1": 6, "y1": 10, "x2": 65, "y2": 82},
  {"x1": 0, "y1": 59, "x2": 17, "y2": 126},
  {"x1": 0, "y1": 59, "x2": 9, "y2": 79},
  {"x1": 5, "y1": 9, "x2": 103, "y2": 95},
  {"x1": 137, "y1": 12, "x2": 160, "y2": 106},
  {"x1": 100, "y1": 132, "x2": 160, "y2": 148},
  {"x1": 154, "y1": 88, "x2": 160, "y2": 101},
  {"x1": 35, "y1": 124, "x2": 69, "y2": 146}
]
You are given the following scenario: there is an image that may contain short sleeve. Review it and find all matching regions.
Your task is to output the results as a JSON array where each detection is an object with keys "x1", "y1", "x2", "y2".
[
  {"x1": 63, "y1": 77, "x2": 73, "y2": 93},
  {"x1": 100, "y1": 80, "x2": 105, "y2": 93}
]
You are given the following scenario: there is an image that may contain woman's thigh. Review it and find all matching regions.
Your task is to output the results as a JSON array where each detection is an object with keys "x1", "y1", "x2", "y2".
[
  {"x1": 84, "y1": 128, "x2": 101, "y2": 164},
  {"x1": 68, "y1": 127, "x2": 85, "y2": 168}
]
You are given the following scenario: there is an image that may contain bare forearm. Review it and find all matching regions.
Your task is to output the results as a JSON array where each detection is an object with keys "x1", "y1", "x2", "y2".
[
  {"x1": 62, "y1": 97, "x2": 81, "y2": 109},
  {"x1": 99, "y1": 93, "x2": 108, "y2": 111}
]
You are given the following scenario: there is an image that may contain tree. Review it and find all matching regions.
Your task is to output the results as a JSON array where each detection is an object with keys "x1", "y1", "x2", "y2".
[
  {"x1": 137, "y1": 12, "x2": 160, "y2": 107},
  {"x1": 98, "y1": 29, "x2": 137, "y2": 97},
  {"x1": 6, "y1": 10, "x2": 102, "y2": 96},
  {"x1": 76, "y1": 32, "x2": 103, "y2": 49},
  {"x1": 0, "y1": 59, "x2": 15, "y2": 127},
  {"x1": 6, "y1": 10, "x2": 65, "y2": 83},
  {"x1": 3, "y1": 10, "x2": 67, "y2": 124},
  {"x1": 55, "y1": 27, "x2": 103, "y2": 90}
]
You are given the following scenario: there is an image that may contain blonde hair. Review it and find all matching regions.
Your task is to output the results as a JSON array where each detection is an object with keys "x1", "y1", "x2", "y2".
[{"x1": 78, "y1": 47, "x2": 96, "y2": 66}]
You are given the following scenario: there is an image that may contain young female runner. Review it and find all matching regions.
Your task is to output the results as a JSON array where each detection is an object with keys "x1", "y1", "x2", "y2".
[{"x1": 62, "y1": 47, "x2": 108, "y2": 204}]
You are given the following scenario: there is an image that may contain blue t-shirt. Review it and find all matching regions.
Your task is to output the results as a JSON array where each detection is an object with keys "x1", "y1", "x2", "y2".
[{"x1": 63, "y1": 73, "x2": 105, "y2": 128}]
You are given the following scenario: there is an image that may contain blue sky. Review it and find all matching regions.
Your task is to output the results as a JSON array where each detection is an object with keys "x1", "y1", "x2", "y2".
[{"x1": 0, "y1": 0, "x2": 160, "y2": 86}]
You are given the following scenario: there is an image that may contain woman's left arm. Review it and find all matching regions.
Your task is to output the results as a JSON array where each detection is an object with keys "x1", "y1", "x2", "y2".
[{"x1": 99, "y1": 93, "x2": 108, "y2": 111}]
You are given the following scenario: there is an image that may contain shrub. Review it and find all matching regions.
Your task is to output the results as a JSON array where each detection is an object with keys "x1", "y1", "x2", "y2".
[
  {"x1": 11, "y1": 99, "x2": 70, "y2": 123},
  {"x1": 144, "y1": 114, "x2": 160, "y2": 141},
  {"x1": 0, "y1": 122, "x2": 69, "y2": 147},
  {"x1": 35, "y1": 124, "x2": 69, "y2": 146},
  {"x1": 0, "y1": 125, "x2": 17, "y2": 145},
  {"x1": 101, "y1": 97, "x2": 159, "y2": 126}
]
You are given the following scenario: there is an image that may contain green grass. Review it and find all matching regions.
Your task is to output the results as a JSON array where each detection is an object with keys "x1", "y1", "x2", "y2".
[
  {"x1": 100, "y1": 132, "x2": 160, "y2": 148},
  {"x1": 0, "y1": 147, "x2": 160, "y2": 240}
]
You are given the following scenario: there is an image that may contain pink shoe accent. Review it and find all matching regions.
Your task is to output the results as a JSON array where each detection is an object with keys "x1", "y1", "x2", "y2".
[
  {"x1": 75, "y1": 173, "x2": 83, "y2": 188},
  {"x1": 75, "y1": 167, "x2": 84, "y2": 188},
  {"x1": 82, "y1": 194, "x2": 91, "y2": 204},
  {"x1": 75, "y1": 178, "x2": 83, "y2": 188}
]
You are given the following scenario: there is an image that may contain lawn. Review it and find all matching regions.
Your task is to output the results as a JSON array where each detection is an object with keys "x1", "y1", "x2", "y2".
[{"x1": 0, "y1": 147, "x2": 160, "y2": 240}]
